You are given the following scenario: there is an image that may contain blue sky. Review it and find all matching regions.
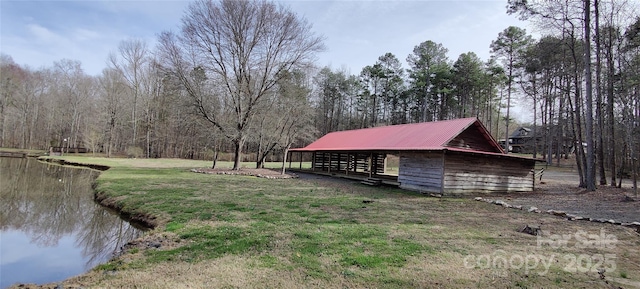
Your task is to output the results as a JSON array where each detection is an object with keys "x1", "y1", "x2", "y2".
[{"x1": 1, "y1": 0, "x2": 530, "y2": 76}]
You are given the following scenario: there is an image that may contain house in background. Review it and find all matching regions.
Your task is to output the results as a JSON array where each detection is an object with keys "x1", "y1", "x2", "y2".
[
  {"x1": 289, "y1": 118, "x2": 540, "y2": 195},
  {"x1": 507, "y1": 126, "x2": 573, "y2": 156}
]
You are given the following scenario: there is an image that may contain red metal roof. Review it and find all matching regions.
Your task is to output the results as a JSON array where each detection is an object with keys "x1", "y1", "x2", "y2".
[{"x1": 291, "y1": 117, "x2": 505, "y2": 154}]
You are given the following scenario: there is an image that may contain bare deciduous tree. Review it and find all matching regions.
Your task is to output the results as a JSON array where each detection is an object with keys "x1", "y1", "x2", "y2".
[
  {"x1": 98, "y1": 68, "x2": 127, "y2": 157},
  {"x1": 0, "y1": 54, "x2": 21, "y2": 147},
  {"x1": 109, "y1": 39, "x2": 149, "y2": 149},
  {"x1": 158, "y1": 0, "x2": 324, "y2": 170}
]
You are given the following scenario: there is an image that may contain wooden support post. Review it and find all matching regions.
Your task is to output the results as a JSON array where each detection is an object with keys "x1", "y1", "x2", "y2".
[
  {"x1": 345, "y1": 153, "x2": 349, "y2": 175},
  {"x1": 299, "y1": 152, "x2": 302, "y2": 169},
  {"x1": 312, "y1": 152, "x2": 316, "y2": 171},
  {"x1": 383, "y1": 154, "x2": 387, "y2": 174},
  {"x1": 368, "y1": 152, "x2": 373, "y2": 178},
  {"x1": 371, "y1": 153, "x2": 375, "y2": 176},
  {"x1": 353, "y1": 154, "x2": 357, "y2": 173}
]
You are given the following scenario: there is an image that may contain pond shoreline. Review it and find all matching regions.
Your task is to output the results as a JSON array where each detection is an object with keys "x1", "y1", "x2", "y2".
[
  {"x1": 2, "y1": 157, "x2": 148, "y2": 289},
  {"x1": 39, "y1": 157, "x2": 110, "y2": 171},
  {"x1": 39, "y1": 157, "x2": 159, "y2": 230}
]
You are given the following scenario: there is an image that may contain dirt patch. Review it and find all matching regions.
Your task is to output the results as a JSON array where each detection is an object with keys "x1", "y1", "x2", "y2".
[
  {"x1": 119, "y1": 231, "x2": 184, "y2": 253},
  {"x1": 478, "y1": 166, "x2": 640, "y2": 224},
  {"x1": 191, "y1": 168, "x2": 297, "y2": 179},
  {"x1": 505, "y1": 185, "x2": 639, "y2": 224},
  {"x1": 297, "y1": 169, "x2": 640, "y2": 224}
]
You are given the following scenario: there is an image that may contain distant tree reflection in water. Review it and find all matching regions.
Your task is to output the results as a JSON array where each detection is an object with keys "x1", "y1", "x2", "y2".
[{"x1": 0, "y1": 157, "x2": 145, "y2": 287}]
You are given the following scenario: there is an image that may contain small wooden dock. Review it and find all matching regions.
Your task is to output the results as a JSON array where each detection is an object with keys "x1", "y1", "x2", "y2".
[{"x1": 0, "y1": 151, "x2": 28, "y2": 158}]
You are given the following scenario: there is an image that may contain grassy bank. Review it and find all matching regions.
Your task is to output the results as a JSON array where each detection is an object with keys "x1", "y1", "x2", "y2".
[
  {"x1": 0, "y1": 147, "x2": 45, "y2": 157},
  {"x1": 29, "y1": 156, "x2": 640, "y2": 288}
]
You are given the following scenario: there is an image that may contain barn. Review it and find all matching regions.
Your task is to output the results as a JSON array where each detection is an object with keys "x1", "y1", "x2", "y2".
[{"x1": 288, "y1": 117, "x2": 539, "y2": 195}]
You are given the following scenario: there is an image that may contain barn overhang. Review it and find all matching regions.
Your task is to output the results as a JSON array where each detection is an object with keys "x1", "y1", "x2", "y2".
[
  {"x1": 288, "y1": 150, "x2": 394, "y2": 178},
  {"x1": 289, "y1": 147, "x2": 538, "y2": 164}
]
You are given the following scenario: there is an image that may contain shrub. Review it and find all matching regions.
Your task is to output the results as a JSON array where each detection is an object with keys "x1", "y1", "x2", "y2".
[{"x1": 126, "y1": 146, "x2": 144, "y2": 158}]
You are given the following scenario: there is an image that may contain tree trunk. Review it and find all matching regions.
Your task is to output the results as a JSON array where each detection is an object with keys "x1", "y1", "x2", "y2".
[
  {"x1": 606, "y1": 23, "x2": 617, "y2": 187},
  {"x1": 232, "y1": 137, "x2": 244, "y2": 170},
  {"x1": 633, "y1": 156, "x2": 638, "y2": 197},
  {"x1": 532, "y1": 76, "x2": 538, "y2": 159},
  {"x1": 594, "y1": 0, "x2": 607, "y2": 186},
  {"x1": 281, "y1": 145, "x2": 290, "y2": 175},
  {"x1": 146, "y1": 114, "x2": 151, "y2": 158},
  {"x1": 583, "y1": 0, "x2": 596, "y2": 191},
  {"x1": 0, "y1": 103, "x2": 5, "y2": 147},
  {"x1": 557, "y1": 79, "x2": 565, "y2": 165},
  {"x1": 568, "y1": 73, "x2": 586, "y2": 187},
  {"x1": 496, "y1": 89, "x2": 502, "y2": 141},
  {"x1": 211, "y1": 148, "x2": 219, "y2": 169},
  {"x1": 256, "y1": 136, "x2": 263, "y2": 169},
  {"x1": 257, "y1": 142, "x2": 278, "y2": 169},
  {"x1": 505, "y1": 67, "x2": 512, "y2": 154},
  {"x1": 107, "y1": 116, "x2": 115, "y2": 158},
  {"x1": 618, "y1": 141, "x2": 627, "y2": 188},
  {"x1": 545, "y1": 86, "x2": 552, "y2": 164}
]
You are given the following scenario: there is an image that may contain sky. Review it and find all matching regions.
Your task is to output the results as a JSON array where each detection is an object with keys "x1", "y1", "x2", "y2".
[{"x1": 1, "y1": 0, "x2": 532, "y2": 77}]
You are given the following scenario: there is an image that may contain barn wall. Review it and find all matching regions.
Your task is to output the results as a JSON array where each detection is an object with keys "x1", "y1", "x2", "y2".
[
  {"x1": 442, "y1": 153, "x2": 535, "y2": 194},
  {"x1": 398, "y1": 152, "x2": 444, "y2": 193}
]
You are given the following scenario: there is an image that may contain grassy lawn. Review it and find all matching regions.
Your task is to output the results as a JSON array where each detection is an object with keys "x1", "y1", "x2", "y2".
[{"x1": 35, "y1": 156, "x2": 640, "y2": 288}]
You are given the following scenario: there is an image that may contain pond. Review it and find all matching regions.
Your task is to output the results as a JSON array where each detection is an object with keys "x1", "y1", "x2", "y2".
[{"x1": 0, "y1": 157, "x2": 145, "y2": 288}]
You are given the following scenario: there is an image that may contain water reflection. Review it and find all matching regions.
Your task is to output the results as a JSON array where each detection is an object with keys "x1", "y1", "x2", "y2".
[{"x1": 0, "y1": 158, "x2": 145, "y2": 288}]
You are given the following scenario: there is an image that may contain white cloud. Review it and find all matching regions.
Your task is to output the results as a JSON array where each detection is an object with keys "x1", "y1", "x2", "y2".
[
  {"x1": 26, "y1": 23, "x2": 64, "y2": 44},
  {"x1": 73, "y1": 28, "x2": 101, "y2": 42}
]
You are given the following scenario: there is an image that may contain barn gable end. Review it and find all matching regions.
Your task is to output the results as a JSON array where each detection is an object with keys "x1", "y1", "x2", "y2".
[{"x1": 445, "y1": 122, "x2": 503, "y2": 153}]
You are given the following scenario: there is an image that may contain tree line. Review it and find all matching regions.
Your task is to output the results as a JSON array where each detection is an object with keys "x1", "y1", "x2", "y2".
[{"x1": 1, "y1": 0, "x2": 638, "y2": 190}]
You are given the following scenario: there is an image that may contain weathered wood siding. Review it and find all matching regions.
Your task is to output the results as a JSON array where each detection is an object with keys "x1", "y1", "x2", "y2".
[
  {"x1": 446, "y1": 124, "x2": 501, "y2": 152},
  {"x1": 442, "y1": 153, "x2": 535, "y2": 194},
  {"x1": 398, "y1": 152, "x2": 444, "y2": 193}
]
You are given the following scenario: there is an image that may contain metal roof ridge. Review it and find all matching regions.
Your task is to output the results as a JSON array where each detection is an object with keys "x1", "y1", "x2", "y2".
[{"x1": 324, "y1": 117, "x2": 479, "y2": 133}]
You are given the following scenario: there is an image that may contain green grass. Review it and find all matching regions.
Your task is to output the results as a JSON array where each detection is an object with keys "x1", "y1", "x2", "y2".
[
  {"x1": 39, "y1": 155, "x2": 640, "y2": 288},
  {"x1": 144, "y1": 224, "x2": 272, "y2": 263},
  {"x1": 76, "y1": 156, "x2": 439, "y2": 283}
]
